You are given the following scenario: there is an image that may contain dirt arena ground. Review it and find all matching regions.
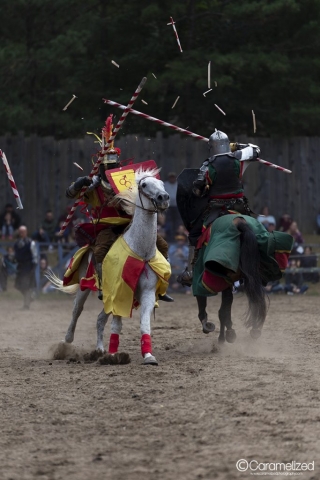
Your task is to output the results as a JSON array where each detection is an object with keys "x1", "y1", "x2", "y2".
[{"x1": 1, "y1": 290, "x2": 319, "y2": 480}]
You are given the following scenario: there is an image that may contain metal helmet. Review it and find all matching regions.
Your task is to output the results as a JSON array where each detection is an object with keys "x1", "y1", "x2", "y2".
[{"x1": 208, "y1": 130, "x2": 230, "y2": 156}]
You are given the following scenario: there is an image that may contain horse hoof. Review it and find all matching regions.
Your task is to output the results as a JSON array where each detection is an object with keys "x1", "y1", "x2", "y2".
[
  {"x1": 226, "y1": 329, "x2": 237, "y2": 343},
  {"x1": 202, "y1": 320, "x2": 215, "y2": 334},
  {"x1": 218, "y1": 336, "x2": 225, "y2": 344},
  {"x1": 250, "y1": 328, "x2": 261, "y2": 339},
  {"x1": 143, "y1": 355, "x2": 158, "y2": 366},
  {"x1": 65, "y1": 335, "x2": 74, "y2": 344}
]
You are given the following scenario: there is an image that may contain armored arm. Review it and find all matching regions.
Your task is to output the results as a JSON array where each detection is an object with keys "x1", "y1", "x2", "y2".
[
  {"x1": 66, "y1": 176, "x2": 93, "y2": 198},
  {"x1": 192, "y1": 161, "x2": 209, "y2": 197},
  {"x1": 233, "y1": 143, "x2": 260, "y2": 161}
]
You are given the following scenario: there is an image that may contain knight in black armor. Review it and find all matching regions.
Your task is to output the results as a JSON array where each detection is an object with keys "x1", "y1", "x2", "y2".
[{"x1": 178, "y1": 130, "x2": 260, "y2": 286}]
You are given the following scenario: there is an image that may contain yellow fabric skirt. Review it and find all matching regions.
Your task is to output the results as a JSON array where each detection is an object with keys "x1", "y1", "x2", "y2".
[{"x1": 102, "y1": 236, "x2": 171, "y2": 317}]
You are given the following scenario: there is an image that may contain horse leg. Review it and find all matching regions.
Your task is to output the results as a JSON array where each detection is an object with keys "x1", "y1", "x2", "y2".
[
  {"x1": 218, "y1": 288, "x2": 236, "y2": 344},
  {"x1": 196, "y1": 295, "x2": 215, "y2": 334},
  {"x1": 136, "y1": 272, "x2": 158, "y2": 365},
  {"x1": 107, "y1": 315, "x2": 122, "y2": 354},
  {"x1": 96, "y1": 309, "x2": 112, "y2": 352},
  {"x1": 65, "y1": 288, "x2": 90, "y2": 343}
]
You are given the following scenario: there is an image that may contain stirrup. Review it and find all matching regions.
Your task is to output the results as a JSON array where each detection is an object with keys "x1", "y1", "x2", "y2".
[
  {"x1": 177, "y1": 268, "x2": 193, "y2": 287},
  {"x1": 158, "y1": 293, "x2": 174, "y2": 302}
]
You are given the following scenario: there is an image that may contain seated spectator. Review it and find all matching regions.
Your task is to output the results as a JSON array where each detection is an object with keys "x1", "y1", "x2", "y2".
[
  {"x1": 257, "y1": 206, "x2": 276, "y2": 230},
  {"x1": 284, "y1": 259, "x2": 308, "y2": 295},
  {"x1": 39, "y1": 255, "x2": 55, "y2": 294},
  {"x1": 163, "y1": 172, "x2": 182, "y2": 242},
  {"x1": 175, "y1": 224, "x2": 189, "y2": 237},
  {"x1": 157, "y1": 213, "x2": 167, "y2": 240},
  {"x1": 0, "y1": 246, "x2": 17, "y2": 291},
  {"x1": 41, "y1": 210, "x2": 56, "y2": 242},
  {"x1": 267, "y1": 222, "x2": 276, "y2": 233},
  {"x1": 1, "y1": 211, "x2": 14, "y2": 239},
  {"x1": 264, "y1": 280, "x2": 284, "y2": 294},
  {"x1": 32, "y1": 227, "x2": 50, "y2": 243},
  {"x1": 54, "y1": 221, "x2": 71, "y2": 243},
  {"x1": 300, "y1": 246, "x2": 319, "y2": 284},
  {"x1": 278, "y1": 213, "x2": 293, "y2": 232},
  {"x1": 168, "y1": 234, "x2": 190, "y2": 293},
  {"x1": 0, "y1": 203, "x2": 21, "y2": 231},
  {"x1": 286, "y1": 221, "x2": 304, "y2": 255}
]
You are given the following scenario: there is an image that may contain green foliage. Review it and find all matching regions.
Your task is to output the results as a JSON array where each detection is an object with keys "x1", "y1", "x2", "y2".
[{"x1": 1, "y1": 0, "x2": 320, "y2": 138}]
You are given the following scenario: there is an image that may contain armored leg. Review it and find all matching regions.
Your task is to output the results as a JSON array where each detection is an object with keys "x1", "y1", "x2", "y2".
[{"x1": 156, "y1": 234, "x2": 168, "y2": 259}]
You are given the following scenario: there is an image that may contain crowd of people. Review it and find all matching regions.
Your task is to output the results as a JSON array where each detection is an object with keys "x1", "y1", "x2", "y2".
[{"x1": 0, "y1": 175, "x2": 320, "y2": 305}]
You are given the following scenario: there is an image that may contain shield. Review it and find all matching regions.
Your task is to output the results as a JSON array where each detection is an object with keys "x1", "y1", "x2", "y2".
[
  {"x1": 176, "y1": 168, "x2": 209, "y2": 231},
  {"x1": 106, "y1": 160, "x2": 159, "y2": 194}
]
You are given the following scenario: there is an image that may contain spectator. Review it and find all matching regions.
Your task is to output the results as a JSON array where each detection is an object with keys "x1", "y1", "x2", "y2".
[
  {"x1": 1, "y1": 211, "x2": 14, "y2": 239},
  {"x1": 0, "y1": 246, "x2": 17, "y2": 291},
  {"x1": 257, "y1": 206, "x2": 276, "y2": 230},
  {"x1": 41, "y1": 210, "x2": 56, "y2": 242},
  {"x1": 32, "y1": 227, "x2": 50, "y2": 244},
  {"x1": 39, "y1": 256, "x2": 55, "y2": 293},
  {"x1": 284, "y1": 259, "x2": 308, "y2": 295},
  {"x1": 286, "y1": 221, "x2": 304, "y2": 255},
  {"x1": 14, "y1": 226, "x2": 38, "y2": 309},
  {"x1": 54, "y1": 220, "x2": 70, "y2": 243},
  {"x1": 157, "y1": 214, "x2": 167, "y2": 240},
  {"x1": 0, "y1": 203, "x2": 21, "y2": 231},
  {"x1": 264, "y1": 280, "x2": 284, "y2": 294},
  {"x1": 267, "y1": 222, "x2": 276, "y2": 233},
  {"x1": 163, "y1": 172, "x2": 182, "y2": 242},
  {"x1": 278, "y1": 213, "x2": 292, "y2": 232},
  {"x1": 168, "y1": 234, "x2": 190, "y2": 293},
  {"x1": 300, "y1": 246, "x2": 319, "y2": 284}
]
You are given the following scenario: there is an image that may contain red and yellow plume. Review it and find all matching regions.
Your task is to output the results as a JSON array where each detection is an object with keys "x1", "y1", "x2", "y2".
[
  {"x1": 102, "y1": 114, "x2": 113, "y2": 144},
  {"x1": 102, "y1": 114, "x2": 121, "y2": 156}
]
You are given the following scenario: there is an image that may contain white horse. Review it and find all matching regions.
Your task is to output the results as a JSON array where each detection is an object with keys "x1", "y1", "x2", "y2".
[{"x1": 48, "y1": 167, "x2": 170, "y2": 365}]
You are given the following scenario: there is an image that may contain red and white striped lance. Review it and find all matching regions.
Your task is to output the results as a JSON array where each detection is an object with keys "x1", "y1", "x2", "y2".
[
  {"x1": 0, "y1": 150, "x2": 23, "y2": 209},
  {"x1": 256, "y1": 158, "x2": 292, "y2": 174},
  {"x1": 168, "y1": 16, "x2": 183, "y2": 53},
  {"x1": 59, "y1": 77, "x2": 147, "y2": 234},
  {"x1": 103, "y1": 99, "x2": 292, "y2": 174},
  {"x1": 103, "y1": 99, "x2": 208, "y2": 142}
]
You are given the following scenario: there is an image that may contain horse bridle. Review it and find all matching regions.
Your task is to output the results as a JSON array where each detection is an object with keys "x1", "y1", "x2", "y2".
[{"x1": 137, "y1": 176, "x2": 160, "y2": 213}]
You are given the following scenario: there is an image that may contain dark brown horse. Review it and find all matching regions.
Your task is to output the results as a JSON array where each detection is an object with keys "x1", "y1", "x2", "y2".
[{"x1": 196, "y1": 218, "x2": 268, "y2": 343}]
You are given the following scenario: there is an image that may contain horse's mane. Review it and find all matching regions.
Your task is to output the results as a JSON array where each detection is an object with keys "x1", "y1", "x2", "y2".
[{"x1": 111, "y1": 166, "x2": 161, "y2": 215}]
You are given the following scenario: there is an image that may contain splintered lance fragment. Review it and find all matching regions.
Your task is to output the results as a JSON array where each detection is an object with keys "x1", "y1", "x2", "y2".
[
  {"x1": 203, "y1": 89, "x2": 212, "y2": 97},
  {"x1": 171, "y1": 96, "x2": 180, "y2": 108},
  {"x1": 152, "y1": 73, "x2": 157, "y2": 79},
  {"x1": 62, "y1": 95, "x2": 77, "y2": 111},
  {"x1": 214, "y1": 104, "x2": 226, "y2": 116},
  {"x1": 73, "y1": 162, "x2": 83, "y2": 171},
  {"x1": 208, "y1": 61, "x2": 211, "y2": 89},
  {"x1": 111, "y1": 60, "x2": 119, "y2": 68},
  {"x1": 141, "y1": 99, "x2": 148, "y2": 105},
  {"x1": 252, "y1": 110, "x2": 256, "y2": 133},
  {"x1": 167, "y1": 16, "x2": 183, "y2": 52}
]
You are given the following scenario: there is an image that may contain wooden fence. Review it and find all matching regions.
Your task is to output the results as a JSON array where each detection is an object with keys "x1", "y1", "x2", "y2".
[{"x1": 0, "y1": 132, "x2": 319, "y2": 234}]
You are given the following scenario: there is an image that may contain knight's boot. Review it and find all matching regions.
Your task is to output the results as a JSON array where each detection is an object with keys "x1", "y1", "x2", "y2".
[
  {"x1": 177, "y1": 246, "x2": 195, "y2": 287},
  {"x1": 95, "y1": 262, "x2": 103, "y2": 300},
  {"x1": 158, "y1": 293, "x2": 174, "y2": 302}
]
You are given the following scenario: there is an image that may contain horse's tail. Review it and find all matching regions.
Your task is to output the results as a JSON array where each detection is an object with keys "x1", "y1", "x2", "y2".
[
  {"x1": 45, "y1": 269, "x2": 79, "y2": 295},
  {"x1": 237, "y1": 222, "x2": 267, "y2": 330}
]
